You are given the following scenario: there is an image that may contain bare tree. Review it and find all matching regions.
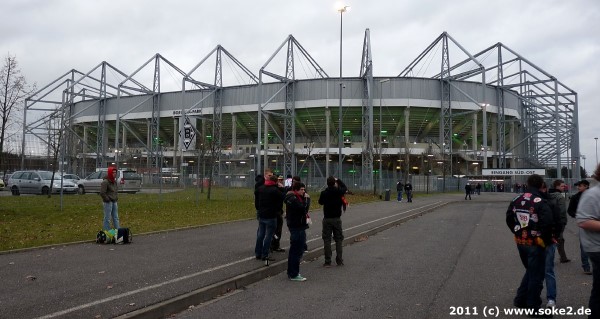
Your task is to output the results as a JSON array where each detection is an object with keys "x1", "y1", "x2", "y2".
[
  {"x1": 45, "y1": 112, "x2": 63, "y2": 197},
  {"x1": 0, "y1": 54, "x2": 35, "y2": 171}
]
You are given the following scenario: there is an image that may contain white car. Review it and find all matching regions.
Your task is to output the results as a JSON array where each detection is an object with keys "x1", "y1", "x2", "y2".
[
  {"x1": 61, "y1": 174, "x2": 81, "y2": 185},
  {"x1": 7, "y1": 171, "x2": 78, "y2": 196},
  {"x1": 78, "y1": 169, "x2": 142, "y2": 194}
]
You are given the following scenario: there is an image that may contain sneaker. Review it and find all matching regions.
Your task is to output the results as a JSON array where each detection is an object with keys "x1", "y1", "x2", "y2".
[
  {"x1": 560, "y1": 259, "x2": 571, "y2": 263},
  {"x1": 323, "y1": 263, "x2": 331, "y2": 268},
  {"x1": 546, "y1": 300, "x2": 556, "y2": 308},
  {"x1": 273, "y1": 248, "x2": 286, "y2": 253},
  {"x1": 289, "y1": 275, "x2": 307, "y2": 282},
  {"x1": 584, "y1": 270, "x2": 593, "y2": 275}
]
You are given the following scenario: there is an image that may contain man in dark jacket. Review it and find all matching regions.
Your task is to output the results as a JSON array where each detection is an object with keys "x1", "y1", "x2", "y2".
[
  {"x1": 548, "y1": 179, "x2": 570, "y2": 263},
  {"x1": 465, "y1": 183, "x2": 472, "y2": 200},
  {"x1": 254, "y1": 174, "x2": 265, "y2": 220},
  {"x1": 506, "y1": 174, "x2": 555, "y2": 315},
  {"x1": 404, "y1": 181, "x2": 413, "y2": 202},
  {"x1": 396, "y1": 180, "x2": 403, "y2": 202},
  {"x1": 285, "y1": 182, "x2": 308, "y2": 281},
  {"x1": 254, "y1": 173, "x2": 285, "y2": 265},
  {"x1": 318, "y1": 176, "x2": 348, "y2": 267}
]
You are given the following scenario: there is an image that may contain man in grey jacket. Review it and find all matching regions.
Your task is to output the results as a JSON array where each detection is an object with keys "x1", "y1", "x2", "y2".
[{"x1": 577, "y1": 165, "x2": 600, "y2": 317}]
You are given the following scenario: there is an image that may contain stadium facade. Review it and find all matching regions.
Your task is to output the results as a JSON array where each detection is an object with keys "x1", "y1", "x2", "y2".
[{"x1": 21, "y1": 31, "x2": 580, "y2": 191}]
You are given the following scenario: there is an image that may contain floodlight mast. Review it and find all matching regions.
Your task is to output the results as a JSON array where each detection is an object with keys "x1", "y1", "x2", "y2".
[{"x1": 337, "y1": 4, "x2": 350, "y2": 178}]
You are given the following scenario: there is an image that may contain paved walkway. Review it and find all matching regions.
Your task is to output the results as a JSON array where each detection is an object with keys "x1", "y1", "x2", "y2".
[{"x1": 0, "y1": 192, "x2": 591, "y2": 318}]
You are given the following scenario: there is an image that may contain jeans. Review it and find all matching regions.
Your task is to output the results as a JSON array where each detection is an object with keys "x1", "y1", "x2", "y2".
[
  {"x1": 397, "y1": 191, "x2": 403, "y2": 201},
  {"x1": 581, "y1": 240, "x2": 591, "y2": 271},
  {"x1": 588, "y1": 252, "x2": 600, "y2": 318},
  {"x1": 287, "y1": 229, "x2": 306, "y2": 278},
  {"x1": 557, "y1": 230, "x2": 569, "y2": 261},
  {"x1": 545, "y1": 243, "x2": 557, "y2": 301},
  {"x1": 405, "y1": 191, "x2": 412, "y2": 202},
  {"x1": 270, "y1": 213, "x2": 283, "y2": 250},
  {"x1": 514, "y1": 244, "x2": 546, "y2": 309},
  {"x1": 322, "y1": 218, "x2": 344, "y2": 265},
  {"x1": 255, "y1": 218, "x2": 277, "y2": 259},
  {"x1": 102, "y1": 201, "x2": 119, "y2": 230}
]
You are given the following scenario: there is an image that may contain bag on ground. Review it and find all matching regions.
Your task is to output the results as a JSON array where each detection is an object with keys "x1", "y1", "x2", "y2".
[{"x1": 96, "y1": 228, "x2": 132, "y2": 244}]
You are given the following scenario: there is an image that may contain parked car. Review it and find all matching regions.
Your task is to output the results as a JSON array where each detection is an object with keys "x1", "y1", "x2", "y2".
[
  {"x1": 7, "y1": 171, "x2": 78, "y2": 196},
  {"x1": 78, "y1": 169, "x2": 142, "y2": 194},
  {"x1": 0, "y1": 178, "x2": 4, "y2": 191},
  {"x1": 61, "y1": 174, "x2": 81, "y2": 185}
]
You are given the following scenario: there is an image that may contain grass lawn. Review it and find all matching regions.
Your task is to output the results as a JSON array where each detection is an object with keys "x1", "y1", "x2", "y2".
[{"x1": 0, "y1": 187, "x2": 380, "y2": 252}]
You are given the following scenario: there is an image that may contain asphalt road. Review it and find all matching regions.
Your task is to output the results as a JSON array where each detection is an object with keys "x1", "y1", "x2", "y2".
[
  {"x1": 0, "y1": 192, "x2": 591, "y2": 319},
  {"x1": 172, "y1": 194, "x2": 591, "y2": 319}
]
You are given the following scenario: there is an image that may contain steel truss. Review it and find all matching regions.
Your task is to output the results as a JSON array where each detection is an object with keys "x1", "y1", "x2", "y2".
[
  {"x1": 182, "y1": 45, "x2": 259, "y2": 184},
  {"x1": 257, "y1": 35, "x2": 328, "y2": 176},
  {"x1": 21, "y1": 30, "x2": 578, "y2": 186},
  {"x1": 22, "y1": 62, "x2": 137, "y2": 175},
  {"x1": 359, "y1": 29, "x2": 374, "y2": 190}
]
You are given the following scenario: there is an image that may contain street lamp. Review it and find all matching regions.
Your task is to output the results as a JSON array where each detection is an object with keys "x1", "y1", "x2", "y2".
[
  {"x1": 595, "y1": 137, "x2": 598, "y2": 168},
  {"x1": 337, "y1": 3, "x2": 350, "y2": 178},
  {"x1": 379, "y1": 79, "x2": 389, "y2": 194}
]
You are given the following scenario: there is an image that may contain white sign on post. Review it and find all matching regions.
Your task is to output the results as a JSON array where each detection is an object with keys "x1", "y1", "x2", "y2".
[
  {"x1": 481, "y1": 168, "x2": 546, "y2": 176},
  {"x1": 178, "y1": 116, "x2": 196, "y2": 151}
]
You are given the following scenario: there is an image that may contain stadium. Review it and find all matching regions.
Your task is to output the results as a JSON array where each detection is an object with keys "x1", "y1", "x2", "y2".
[{"x1": 20, "y1": 31, "x2": 580, "y2": 192}]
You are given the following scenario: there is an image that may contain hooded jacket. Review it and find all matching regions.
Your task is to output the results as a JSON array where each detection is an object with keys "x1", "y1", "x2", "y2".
[
  {"x1": 285, "y1": 190, "x2": 308, "y2": 231},
  {"x1": 100, "y1": 168, "x2": 118, "y2": 203},
  {"x1": 548, "y1": 188, "x2": 567, "y2": 225}
]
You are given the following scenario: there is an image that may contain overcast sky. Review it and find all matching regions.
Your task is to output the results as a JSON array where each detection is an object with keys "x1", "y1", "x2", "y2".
[{"x1": 2, "y1": 0, "x2": 599, "y2": 171}]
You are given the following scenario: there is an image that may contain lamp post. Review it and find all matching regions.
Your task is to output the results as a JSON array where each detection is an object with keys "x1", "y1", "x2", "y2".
[
  {"x1": 337, "y1": 3, "x2": 350, "y2": 178},
  {"x1": 595, "y1": 137, "x2": 598, "y2": 168},
  {"x1": 582, "y1": 154, "x2": 586, "y2": 174},
  {"x1": 379, "y1": 79, "x2": 389, "y2": 194}
]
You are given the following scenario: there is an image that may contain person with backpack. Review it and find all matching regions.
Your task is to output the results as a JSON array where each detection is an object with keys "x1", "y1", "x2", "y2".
[
  {"x1": 319, "y1": 176, "x2": 348, "y2": 267},
  {"x1": 506, "y1": 174, "x2": 555, "y2": 316}
]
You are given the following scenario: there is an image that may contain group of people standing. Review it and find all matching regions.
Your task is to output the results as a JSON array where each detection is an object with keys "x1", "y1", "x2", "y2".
[
  {"x1": 395, "y1": 180, "x2": 413, "y2": 203},
  {"x1": 254, "y1": 169, "x2": 348, "y2": 282},
  {"x1": 506, "y1": 167, "x2": 600, "y2": 318}
]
